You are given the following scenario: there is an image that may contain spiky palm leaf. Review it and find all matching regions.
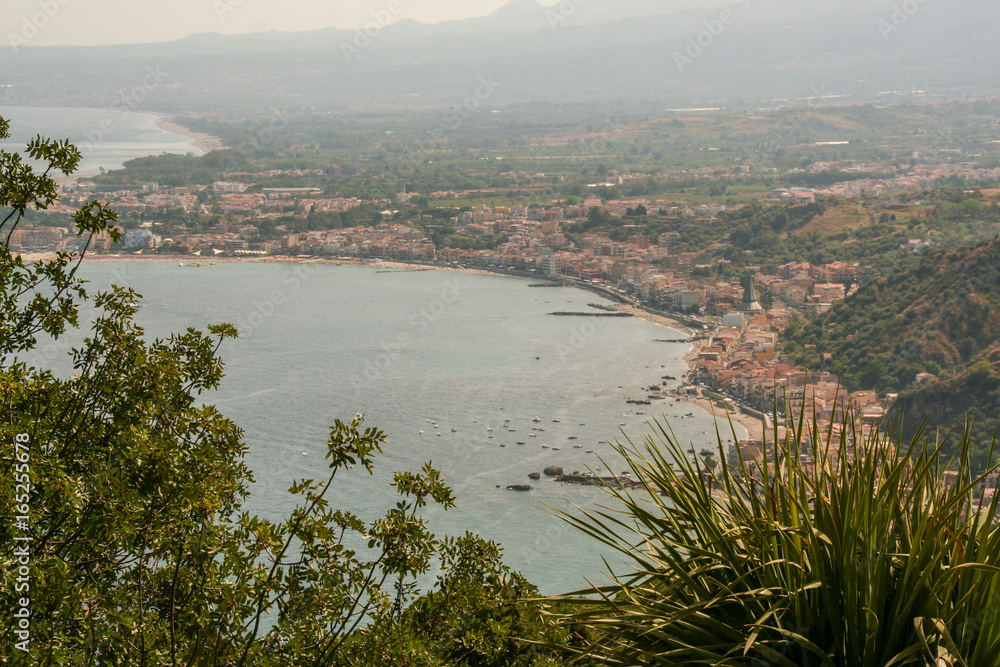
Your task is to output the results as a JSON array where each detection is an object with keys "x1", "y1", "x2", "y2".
[{"x1": 543, "y1": 409, "x2": 1000, "y2": 666}]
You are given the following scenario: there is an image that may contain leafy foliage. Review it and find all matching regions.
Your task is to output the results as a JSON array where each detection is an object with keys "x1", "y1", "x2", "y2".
[
  {"x1": 545, "y1": 413, "x2": 1000, "y2": 665},
  {"x1": 0, "y1": 116, "x2": 564, "y2": 665}
]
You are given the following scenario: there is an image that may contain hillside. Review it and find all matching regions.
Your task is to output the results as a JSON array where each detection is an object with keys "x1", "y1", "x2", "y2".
[
  {"x1": 891, "y1": 353, "x2": 1000, "y2": 464},
  {"x1": 783, "y1": 240, "x2": 1000, "y2": 394},
  {"x1": 782, "y1": 239, "x2": 1000, "y2": 461}
]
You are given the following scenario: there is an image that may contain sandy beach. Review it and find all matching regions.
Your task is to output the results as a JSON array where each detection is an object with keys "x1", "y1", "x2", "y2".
[{"x1": 154, "y1": 117, "x2": 224, "y2": 153}]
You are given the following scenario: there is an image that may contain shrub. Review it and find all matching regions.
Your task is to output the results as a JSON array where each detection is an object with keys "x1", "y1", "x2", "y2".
[{"x1": 545, "y1": 413, "x2": 1000, "y2": 665}]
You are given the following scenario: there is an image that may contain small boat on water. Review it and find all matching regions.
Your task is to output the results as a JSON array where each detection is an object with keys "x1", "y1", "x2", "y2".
[
  {"x1": 552, "y1": 447, "x2": 561, "y2": 451},
  {"x1": 533, "y1": 417, "x2": 542, "y2": 422},
  {"x1": 542, "y1": 444, "x2": 549, "y2": 449},
  {"x1": 451, "y1": 427, "x2": 458, "y2": 432},
  {"x1": 418, "y1": 431, "x2": 424, "y2": 434},
  {"x1": 509, "y1": 429, "x2": 516, "y2": 432},
  {"x1": 552, "y1": 419, "x2": 560, "y2": 423},
  {"x1": 517, "y1": 441, "x2": 526, "y2": 445},
  {"x1": 487, "y1": 428, "x2": 493, "y2": 432},
  {"x1": 529, "y1": 433, "x2": 537, "y2": 438},
  {"x1": 568, "y1": 435, "x2": 578, "y2": 440},
  {"x1": 574, "y1": 444, "x2": 583, "y2": 449},
  {"x1": 504, "y1": 419, "x2": 511, "y2": 423},
  {"x1": 586, "y1": 450, "x2": 594, "y2": 453}
]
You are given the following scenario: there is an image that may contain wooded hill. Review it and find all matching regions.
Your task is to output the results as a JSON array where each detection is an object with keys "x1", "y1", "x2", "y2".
[{"x1": 782, "y1": 239, "x2": 1000, "y2": 462}]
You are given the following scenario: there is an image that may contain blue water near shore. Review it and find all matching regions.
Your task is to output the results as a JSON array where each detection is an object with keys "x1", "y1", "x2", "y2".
[
  {"x1": 41, "y1": 262, "x2": 742, "y2": 594},
  {"x1": 0, "y1": 104, "x2": 203, "y2": 175}
]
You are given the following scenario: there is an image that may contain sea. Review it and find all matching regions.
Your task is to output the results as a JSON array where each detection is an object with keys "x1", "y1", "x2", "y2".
[
  {"x1": 7, "y1": 106, "x2": 742, "y2": 594},
  {"x1": 32, "y1": 262, "x2": 743, "y2": 594},
  {"x1": 0, "y1": 104, "x2": 204, "y2": 175}
]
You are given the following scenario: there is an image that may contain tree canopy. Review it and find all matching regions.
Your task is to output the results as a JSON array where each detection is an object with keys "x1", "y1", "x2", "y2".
[{"x1": 0, "y1": 117, "x2": 567, "y2": 665}]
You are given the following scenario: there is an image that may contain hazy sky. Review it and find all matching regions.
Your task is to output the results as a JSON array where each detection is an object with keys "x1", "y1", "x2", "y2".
[{"x1": 3, "y1": 0, "x2": 573, "y2": 47}]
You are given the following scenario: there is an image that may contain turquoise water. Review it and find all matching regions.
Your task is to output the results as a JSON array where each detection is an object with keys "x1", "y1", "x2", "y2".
[
  {"x1": 0, "y1": 104, "x2": 203, "y2": 175},
  {"x1": 44, "y1": 262, "x2": 741, "y2": 594}
]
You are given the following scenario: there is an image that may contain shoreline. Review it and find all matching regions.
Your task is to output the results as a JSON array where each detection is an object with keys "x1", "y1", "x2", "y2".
[
  {"x1": 153, "y1": 116, "x2": 224, "y2": 154},
  {"x1": 17, "y1": 251, "x2": 763, "y2": 441}
]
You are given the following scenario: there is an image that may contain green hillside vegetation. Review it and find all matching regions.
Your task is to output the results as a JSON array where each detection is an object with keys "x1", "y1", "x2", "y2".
[
  {"x1": 783, "y1": 239, "x2": 1000, "y2": 392},
  {"x1": 892, "y1": 357, "x2": 1000, "y2": 466},
  {"x1": 646, "y1": 190, "x2": 999, "y2": 276},
  {"x1": 782, "y1": 238, "x2": 1000, "y2": 463}
]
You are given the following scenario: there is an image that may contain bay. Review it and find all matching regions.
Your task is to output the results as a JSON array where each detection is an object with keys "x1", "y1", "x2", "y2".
[
  {"x1": 48, "y1": 261, "x2": 741, "y2": 595},
  {"x1": 0, "y1": 104, "x2": 204, "y2": 176}
]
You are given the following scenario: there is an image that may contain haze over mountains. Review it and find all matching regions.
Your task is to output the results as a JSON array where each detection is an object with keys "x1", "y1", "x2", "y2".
[{"x1": 0, "y1": 0, "x2": 995, "y2": 112}]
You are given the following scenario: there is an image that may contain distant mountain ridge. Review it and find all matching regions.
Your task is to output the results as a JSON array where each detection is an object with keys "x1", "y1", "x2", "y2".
[{"x1": 0, "y1": 0, "x2": 995, "y2": 111}]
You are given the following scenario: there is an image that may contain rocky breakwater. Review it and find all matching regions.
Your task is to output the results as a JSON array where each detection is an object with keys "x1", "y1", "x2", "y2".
[{"x1": 555, "y1": 471, "x2": 647, "y2": 491}]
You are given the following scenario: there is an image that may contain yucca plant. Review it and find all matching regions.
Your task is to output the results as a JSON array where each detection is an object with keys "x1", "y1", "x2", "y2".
[{"x1": 543, "y1": 408, "x2": 1000, "y2": 665}]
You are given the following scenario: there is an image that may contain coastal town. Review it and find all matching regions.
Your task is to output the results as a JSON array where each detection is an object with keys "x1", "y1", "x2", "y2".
[{"x1": 12, "y1": 163, "x2": 981, "y2": 475}]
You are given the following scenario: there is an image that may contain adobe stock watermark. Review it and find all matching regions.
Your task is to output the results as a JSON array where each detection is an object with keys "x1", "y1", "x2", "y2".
[
  {"x1": 557, "y1": 318, "x2": 608, "y2": 361},
  {"x1": 340, "y1": 1, "x2": 404, "y2": 63},
  {"x1": 778, "y1": 85, "x2": 829, "y2": 135},
  {"x1": 213, "y1": 0, "x2": 244, "y2": 21},
  {"x1": 546, "y1": 0, "x2": 587, "y2": 30},
  {"x1": 743, "y1": 83, "x2": 829, "y2": 171},
  {"x1": 350, "y1": 277, "x2": 465, "y2": 393},
  {"x1": 219, "y1": 108, "x2": 291, "y2": 173},
  {"x1": 674, "y1": 0, "x2": 753, "y2": 74},
  {"x1": 83, "y1": 66, "x2": 168, "y2": 148},
  {"x1": 236, "y1": 264, "x2": 312, "y2": 338},
  {"x1": 8, "y1": 0, "x2": 72, "y2": 53},
  {"x1": 12, "y1": 433, "x2": 33, "y2": 654},
  {"x1": 877, "y1": 0, "x2": 929, "y2": 41},
  {"x1": 443, "y1": 75, "x2": 502, "y2": 130},
  {"x1": 383, "y1": 75, "x2": 501, "y2": 186},
  {"x1": 32, "y1": 264, "x2": 132, "y2": 366},
  {"x1": 572, "y1": 113, "x2": 625, "y2": 163}
]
